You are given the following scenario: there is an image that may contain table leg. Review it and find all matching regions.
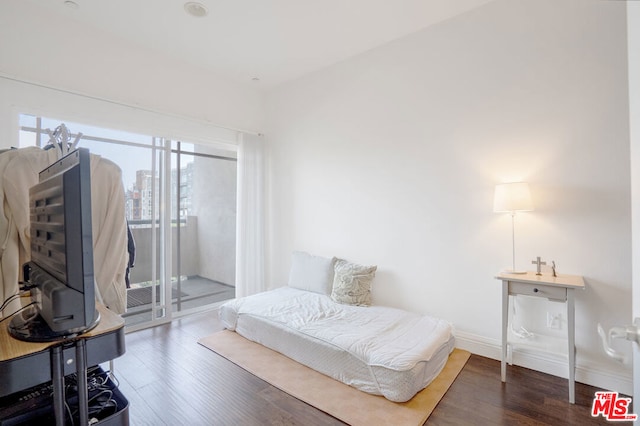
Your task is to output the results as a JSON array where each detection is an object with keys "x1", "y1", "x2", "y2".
[
  {"x1": 502, "y1": 280, "x2": 509, "y2": 382},
  {"x1": 50, "y1": 346, "x2": 65, "y2": 426},
  {"x1": 76, "y1": 339, "x2": 89, "y2": 425},
  {"x1": 567, "y1": 289, "x2": 576, "y2": 404}
]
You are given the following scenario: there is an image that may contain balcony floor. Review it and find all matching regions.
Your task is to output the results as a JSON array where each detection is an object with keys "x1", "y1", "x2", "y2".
[{"x1": 122, "y1": 276, "x2": 235, "y2": 327}]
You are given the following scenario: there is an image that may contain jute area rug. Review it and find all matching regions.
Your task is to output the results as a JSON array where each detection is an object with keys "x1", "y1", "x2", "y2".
[{"x1": 198, "y1": 330, "x2": 470, "y2": 426}]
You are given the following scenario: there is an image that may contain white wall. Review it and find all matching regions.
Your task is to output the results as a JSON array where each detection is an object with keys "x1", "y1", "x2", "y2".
[
  {"x1": 628, "y1": 1, "x2": 640, "y2": 400},
  {"x1": 266, "y1": 0, "x2": 632, "y2": 392},
  {"x1": 0, "y1": 0, "x2": 264, "y2": 146}
]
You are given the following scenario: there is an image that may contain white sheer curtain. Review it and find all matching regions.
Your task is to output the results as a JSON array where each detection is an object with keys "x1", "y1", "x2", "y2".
[{"x1": 235, "y1": 132, "x2": 266, "y2": 297}]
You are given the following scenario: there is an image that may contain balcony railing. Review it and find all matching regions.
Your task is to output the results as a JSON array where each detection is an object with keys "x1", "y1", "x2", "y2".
[{"x1": 127, "y1": 216, "x2": 198, "y2": 284}]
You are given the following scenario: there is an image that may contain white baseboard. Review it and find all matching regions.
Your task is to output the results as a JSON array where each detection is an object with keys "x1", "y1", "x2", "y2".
[{"x1": 455, "y1": 330, "x2": 633, "y2": 396}]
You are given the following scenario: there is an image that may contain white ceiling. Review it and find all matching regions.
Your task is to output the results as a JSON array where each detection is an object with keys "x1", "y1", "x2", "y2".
[{"x1": 25, "y1": 0, "x2": 494, "y2": 90}]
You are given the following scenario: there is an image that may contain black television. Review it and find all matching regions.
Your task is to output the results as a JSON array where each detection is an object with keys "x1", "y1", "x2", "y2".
[{"x1": 9, "y1": 148, "x2": 100, "y2": 342}]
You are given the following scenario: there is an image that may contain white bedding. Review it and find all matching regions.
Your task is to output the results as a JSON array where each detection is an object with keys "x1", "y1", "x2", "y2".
[{"x1": 219, "y1": 287, "x2": 455, "y2": 402}]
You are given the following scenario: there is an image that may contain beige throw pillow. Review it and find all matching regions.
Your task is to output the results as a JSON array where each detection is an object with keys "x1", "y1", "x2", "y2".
[{"x1": 331, "y1": 259, "x2": 377, "y2": 306}]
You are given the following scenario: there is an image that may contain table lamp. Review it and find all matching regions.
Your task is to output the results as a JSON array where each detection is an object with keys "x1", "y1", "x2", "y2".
[{"x1": 493, "y1": 182, "x2": 533, "y2": 274}]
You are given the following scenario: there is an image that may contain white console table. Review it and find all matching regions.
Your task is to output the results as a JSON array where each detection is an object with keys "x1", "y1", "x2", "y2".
[{"x1": 495, "y1": 271, "x2": 585, "y2": 403}]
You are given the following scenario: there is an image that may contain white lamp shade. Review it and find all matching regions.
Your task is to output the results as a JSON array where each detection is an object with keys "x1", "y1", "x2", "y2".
[{"x1": 493, "y1": 182, "x2": 534, "y2": 213}]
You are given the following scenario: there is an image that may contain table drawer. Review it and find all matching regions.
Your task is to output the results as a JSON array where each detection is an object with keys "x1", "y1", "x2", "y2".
[{"x1": 508, "y1": 281, "x2": 567, "y2": 301}]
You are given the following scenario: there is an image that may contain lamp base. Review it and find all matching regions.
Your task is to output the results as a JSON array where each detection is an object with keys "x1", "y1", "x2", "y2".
[{"x1": 502, "y1": 269, "x2": 527, "y2": 274}]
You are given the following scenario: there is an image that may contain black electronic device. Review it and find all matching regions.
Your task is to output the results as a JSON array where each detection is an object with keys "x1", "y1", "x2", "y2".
[
  {"x1": 0, "y1": 366, "x2": 128, "y2": 425},
  {"x1": 8, "y1": 148, "x2": 100, "y2": 341}
]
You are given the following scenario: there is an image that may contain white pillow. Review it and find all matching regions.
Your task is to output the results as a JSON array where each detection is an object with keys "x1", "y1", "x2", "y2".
[
  {"x1": 331, "y1": 259, "x2": 377, "y2": 306},
  {"x1": 287, "y1": 251, "x2": 337, "y2": 295}
]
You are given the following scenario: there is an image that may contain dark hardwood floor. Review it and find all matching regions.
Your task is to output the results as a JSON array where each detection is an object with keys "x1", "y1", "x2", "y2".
[{"x1": 113, "y1": 310, "x2": 623, "y2": 425}]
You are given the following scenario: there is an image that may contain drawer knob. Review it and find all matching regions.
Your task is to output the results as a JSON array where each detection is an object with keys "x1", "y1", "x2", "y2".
[{"x1": 533, "y1": 288, "x2": 539, "y2": 293}]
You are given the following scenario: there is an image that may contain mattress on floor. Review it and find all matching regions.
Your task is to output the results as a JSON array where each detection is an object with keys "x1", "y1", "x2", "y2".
[{"x1": 219, "y1": 287, "x2": 455, "y2": 402}]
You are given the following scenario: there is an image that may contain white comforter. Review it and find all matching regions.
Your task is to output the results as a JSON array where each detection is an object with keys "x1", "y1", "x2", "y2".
[{"x1": 220, "y1": 287, "x2": 453, "y2": 372}]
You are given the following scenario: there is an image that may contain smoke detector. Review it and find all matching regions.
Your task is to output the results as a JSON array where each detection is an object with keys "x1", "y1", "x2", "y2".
[{"x1": 184, "y1": 2, "x2": 208, "y2": 18}]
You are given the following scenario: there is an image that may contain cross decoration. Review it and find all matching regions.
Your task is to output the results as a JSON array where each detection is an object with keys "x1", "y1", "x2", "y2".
[{"x1": 531, "y1": 256, "x2": 546, "y2": 275}]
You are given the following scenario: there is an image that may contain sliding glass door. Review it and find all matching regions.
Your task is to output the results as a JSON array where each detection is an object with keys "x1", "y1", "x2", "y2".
[
  {"x1": 170, "y1": 141, "x2": 237, "y2": 316},
  {"x1": 19, "y1": 114, "x2": 237, "y2": 329}
]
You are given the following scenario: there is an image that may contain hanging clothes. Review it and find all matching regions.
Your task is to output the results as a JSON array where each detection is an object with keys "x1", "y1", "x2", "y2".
[
  {"x1": 0, "y1": 147, "x2": 128, "y2": 315},
  {"x1": 88, "y1": 156, "x2": 128, "y2": 313},
  {"x1": 125, "y1": 222, "x2": 136, "y2": 289},
  {"x1": 0, "y1": 148, "x2": 29, "y2": 318}
]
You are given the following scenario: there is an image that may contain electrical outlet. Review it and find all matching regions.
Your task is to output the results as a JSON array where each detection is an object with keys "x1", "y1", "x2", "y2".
[{"x1": 547, "y1": 312, "x2": 561, "y2": 329}]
